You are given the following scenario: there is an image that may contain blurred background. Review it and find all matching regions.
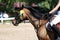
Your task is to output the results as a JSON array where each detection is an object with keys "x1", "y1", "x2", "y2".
[{"x1": 0, "y1": 0, "x2": 58, "y2": 17}]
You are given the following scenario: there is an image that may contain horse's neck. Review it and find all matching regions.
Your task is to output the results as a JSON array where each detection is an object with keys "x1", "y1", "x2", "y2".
[
  {"x1": 23, "y1": 8, "x2": 37, "y2": 20},
  {"x1": 23, "y1": 8, "x2": 39, "y2": 29}
]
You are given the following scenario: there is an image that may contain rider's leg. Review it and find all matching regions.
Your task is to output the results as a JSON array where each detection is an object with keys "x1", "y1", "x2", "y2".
[
  {"x1": 51, "y1": 25, "x2": 60, "y2": 36},
  {"x1": 50, "y1": 15, "x2": 60, "y2": 26}
]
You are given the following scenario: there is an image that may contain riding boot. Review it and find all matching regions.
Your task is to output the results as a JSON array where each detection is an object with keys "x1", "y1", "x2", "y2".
[
  {"x1": 46, "y1": 23, "x2": 52, "y2": 32},
  {"x1": 51, "y1": 25, "x2": 60, "y2": 37}
]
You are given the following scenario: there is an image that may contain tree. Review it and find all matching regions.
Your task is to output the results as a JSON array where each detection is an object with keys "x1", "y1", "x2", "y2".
[{"x1": 0, "y1": 0, "x2": 58, "y2": 13}]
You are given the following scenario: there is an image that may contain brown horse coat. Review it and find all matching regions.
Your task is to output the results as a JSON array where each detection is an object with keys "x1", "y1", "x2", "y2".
[{"x1": 12, "y1": 7, "x2": 55, "y2": 40}]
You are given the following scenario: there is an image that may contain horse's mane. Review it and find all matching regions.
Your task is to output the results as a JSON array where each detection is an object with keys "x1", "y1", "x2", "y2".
[
  {"x1": 23, "y1": 6, "x2": 52, "y2": 20},
  {"x1": 16, "y1": 6, "x2": 52, "y2": 20}
]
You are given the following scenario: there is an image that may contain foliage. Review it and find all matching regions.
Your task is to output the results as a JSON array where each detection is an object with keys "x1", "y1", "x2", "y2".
[
  {"x1": 38, "y1": 0, "x2": 58, "y2": 10},
  {"x1": 0, "y1": 0, "x2": 58, "y2": 13},
  {"x1": 38, "y1": 0, "x2": 50, "y2": 10}
]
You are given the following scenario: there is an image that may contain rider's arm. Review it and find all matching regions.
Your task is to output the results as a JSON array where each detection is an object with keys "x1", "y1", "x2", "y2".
[{"x1": 49, "y1": 1, "x2": 60, "y2": 14}]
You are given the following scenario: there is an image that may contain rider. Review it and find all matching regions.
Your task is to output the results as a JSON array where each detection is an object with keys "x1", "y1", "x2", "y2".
[
  {"x1": 49, "y1": 0, "x2": 60, "y2": 38},
  {"x1": 49, "y1": 0, "x2": 60, "y2": 26}
]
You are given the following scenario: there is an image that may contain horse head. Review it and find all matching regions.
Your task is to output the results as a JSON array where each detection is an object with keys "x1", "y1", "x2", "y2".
[
  {"x1": 12, "y1": 6, "x2": 53, "y2": 27},
  {"x1": 12, "y1": 7, "x2": 28, "y2": 26}
]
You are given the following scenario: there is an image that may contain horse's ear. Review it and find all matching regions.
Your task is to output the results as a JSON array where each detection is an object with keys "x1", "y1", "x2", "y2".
[{"x1": 22, "y1": 5, "x2": 24, "y2": 9}]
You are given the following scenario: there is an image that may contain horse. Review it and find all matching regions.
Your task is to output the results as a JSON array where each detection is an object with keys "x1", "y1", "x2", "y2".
[{"x1": 12, "y1": 6, "x2": 55, "y2": 40}]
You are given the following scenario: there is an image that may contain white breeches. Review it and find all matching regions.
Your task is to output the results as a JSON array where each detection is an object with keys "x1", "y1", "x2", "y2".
[{"x1": 50, "y1": 11, "x2": 60, "y2": 26}]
